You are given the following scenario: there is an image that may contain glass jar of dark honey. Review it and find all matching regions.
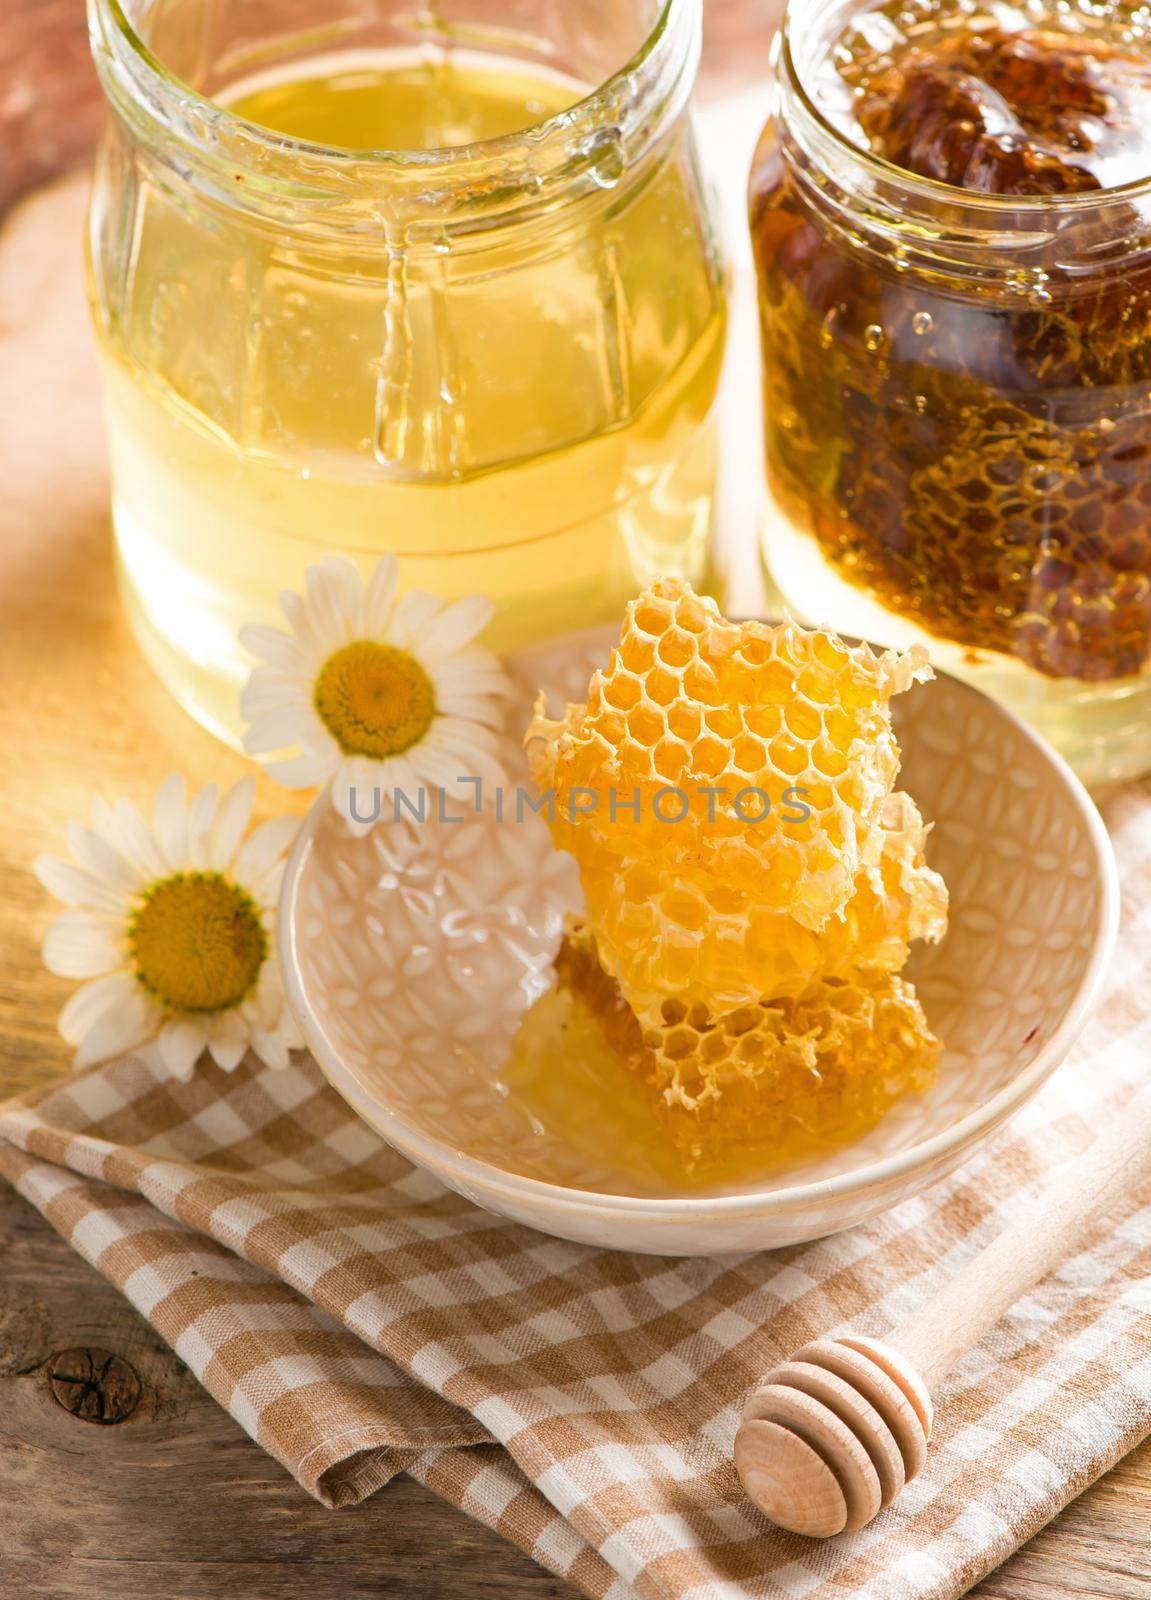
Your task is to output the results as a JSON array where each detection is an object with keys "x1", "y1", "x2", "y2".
[{"x1": 750, "y1": 0, "x2": 1151, "y2": 786}]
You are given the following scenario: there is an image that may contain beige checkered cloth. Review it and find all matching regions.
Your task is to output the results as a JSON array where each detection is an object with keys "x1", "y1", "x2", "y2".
[{"x1": 2, "y1": 786, "x2": 1150, "y2": 1600}]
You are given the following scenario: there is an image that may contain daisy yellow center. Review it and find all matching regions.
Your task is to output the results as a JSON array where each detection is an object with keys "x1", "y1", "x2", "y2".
[
  {"x1": 130, "y1": 873, "x2": 267, "y2": 1014},
  {"x1": 314, "y1": 640, "x2": 436, "y2": 759}
]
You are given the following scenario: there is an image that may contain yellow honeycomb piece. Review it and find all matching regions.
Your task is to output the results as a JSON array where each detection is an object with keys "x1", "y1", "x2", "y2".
[
  {"x1": 556, "y1": 925, "x2": 940, "y2": 1172},
  {"x1": 817, "y1": 790, "x2": 949, "y2": 980},
  {"x1": 523, "y1": 580, "x2": 948, "y2": 1170},
  {"x1": 527, "y1": 578, "x2": 945, "y2": 1017}
]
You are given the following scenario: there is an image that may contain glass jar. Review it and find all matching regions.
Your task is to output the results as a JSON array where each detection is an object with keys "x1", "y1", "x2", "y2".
[
  {"x1": 749, "y1": 0, "x2": 1151, "y2": 788},
  {"x1": 87, "y1": 0, "x2": 726, "y2": 744}
]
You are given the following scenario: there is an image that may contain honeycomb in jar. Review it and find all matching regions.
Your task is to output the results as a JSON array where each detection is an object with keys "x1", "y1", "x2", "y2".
[
  {"x1": 751, "y1": 5, "x2": 1151, "y2": 683},
  {"x1": 524, "y1": 580, "x2": 947, "y2": 1169},
  {"x1": 526, "y1": 579, "x2": 944, "y2": 1014},
  {"x1": 834, "y1": 10, "x2": 1151, "y2": 196},
  {"x1": 852, "y1": 31, "x2": 1118, "y2": 195},
  {"x1": 824, "y1": 381, "x2": 1151, "y2": 681}
]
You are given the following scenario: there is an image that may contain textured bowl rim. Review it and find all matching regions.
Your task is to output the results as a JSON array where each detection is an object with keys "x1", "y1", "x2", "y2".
[{"x1": 279, "y1": 633, "x2": 1120, "y2": 1221}]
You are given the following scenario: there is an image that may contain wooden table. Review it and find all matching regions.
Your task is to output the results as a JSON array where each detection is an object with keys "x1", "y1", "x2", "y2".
[{"x1": 2, "y1": 171, "x2": 1149, "y2": 1600}]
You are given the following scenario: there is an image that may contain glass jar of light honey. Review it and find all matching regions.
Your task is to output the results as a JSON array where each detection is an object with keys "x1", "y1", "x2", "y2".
[
  {"x1": 750, "y1": 0, "x2": 1151, "y2": 787},
  {"x1": 87, "y1": 0, "x2": 726, "y2": 743}
]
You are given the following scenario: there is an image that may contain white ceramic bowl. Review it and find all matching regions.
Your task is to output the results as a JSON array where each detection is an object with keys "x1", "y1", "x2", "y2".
[{"x1": 279, "y1": 626, "x2": 1118, "y2": 1255}]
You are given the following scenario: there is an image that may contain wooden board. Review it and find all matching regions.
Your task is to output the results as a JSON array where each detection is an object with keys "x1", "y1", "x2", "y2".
[{"x1": 1, "y1": 170, "x2": 1148, "y2": 1600}]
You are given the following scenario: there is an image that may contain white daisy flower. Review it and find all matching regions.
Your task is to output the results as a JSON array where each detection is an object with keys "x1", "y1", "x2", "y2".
[
  {"x1": 35, "y1": 776, "x2": 303, "y2": 1080},
  {"x1": 239, "y1": 554, "x2": 510, "y2": 836}
]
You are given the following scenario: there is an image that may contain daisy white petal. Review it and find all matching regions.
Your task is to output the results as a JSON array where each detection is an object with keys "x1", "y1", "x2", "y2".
[
  {"x1": 329, "y1": 760, "x2": 419, "y2": 830},
  {"x1": 387, "y1": 589, "x2": 443, "y2": 649},
  {"x1": 431, "y1": 751, "x2": 508, "y2": 805},
  {"x1": 153, "y1": 774, "x2": 189, "y2": 869},
  {"x1": 477, "y1": 753, "x2": 511, "y2": 796},
  {"x1": 249, "y1": 1026, "x2": 290, "y2": 1072},
  {"x1": 186, "y1": 782, "x2": 220, "y2": 871},
  {"x1": 34, "y1": 855, "x2": 128, "y2": 916},
  {"x1": 253, "y1": 862, "x2": 288, "y2": 909},
  {"x1": 262, "y1": 998, "x2": 304, "y2": 1054},
  {"x1": 434, "y1": 691, "x2": 508, "y2": 727},
  {"x1": 64, "y1": 821, "x2": 142, "y2": 898},
  {"x1": 109, "y1": 798, "x2": 170, "y2": 881},
  {"x1": 277, "y1": 594, "x2": 330, "y2": 676},
  {"x1": 90, "y1": 795, "x2": 118, "y2": 835},
  {"x1": 249, "y1": 963, "x2": 288, "y2": 1028},
  {"x1": 336, "y1": 800, "x2": 382, "y2": 840},
  {"x1": 426, "y1": 716, "x2": 504, "y2": 755},
  {"x1": 268, "y1": 748, "x2": 339, "y2": 789},
  {"x1": 43, "y1": 911, "x2": 125, "y2": 979},
  {"x1": 278, "y1": 1016, "x2": 305, "y2": 1053},
  {"x1": 233, "y1": 814, "x2": 300, "y2": 889},
  {"x1": 243, "y1": 708, "x2": 317, "y2": 756},
  {"x1": 240, "y1": 672, "x2": 312, "y2": 719},
  {"x1": 415, "y1": 593, "x2": 496, "y2": 659},
  {"x1": 158, "y1": 1017, "x2": 209, "y2": 1081},
  {"x1": 207, "y1": 1011, "x2": 250, "y2": 1073},
  {"x1": 376, "y1": 754, "x2": 422, "y2": 808},
  {"x1": 239, "y1": 624, "x2": 307, "y2": 674},
  {"x1": 306, "y1": 557, "x2": 358, "y2": 650},
  {"x1": 407, "y1": 745, "x2": 475, "y2": 791},
  {"x1": 279, "y1": 587, "x2": 309, "y2": 633},
  {"x1": 439, "y1": 642, "x2": 510, "y2": 676},
  {"x1": 413, "y1": 747, "x2": 506, "y2": 804},
  {"x1": 332, "y1": 758, "x2": 388, "y2": 834},
  {"x1": 248, "y1": 965, "x2": 303, "y2": 1050},
  {"x1": 430, "y1": 676, "x2": 509, "y2": 728},
  {"x1": 362, "y1": 554, "x2": 400, "y2": 635},
  {"x1": 209, "y1": 778, "x2": 255, "y2": 871},
  {"x1": 75, "y1": 986, "x2": 160, "y2": 1070},
  {"x1": 433, "y1": 650, "x2": 511, "y2": 697},
  {"x1": 324, "y1": 553, "x2": 364, "y2": 609},
  {"x1": 59, "y1": 971, "x2": 141, "y2": 1047}
]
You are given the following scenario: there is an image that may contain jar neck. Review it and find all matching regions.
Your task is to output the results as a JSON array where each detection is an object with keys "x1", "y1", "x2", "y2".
[
  {"x1": 88, "y1": 0, "x2": 700, "y2": 239},
  {"x1": 772, "y1": 0, "x2": 1151, "y2": 288}
]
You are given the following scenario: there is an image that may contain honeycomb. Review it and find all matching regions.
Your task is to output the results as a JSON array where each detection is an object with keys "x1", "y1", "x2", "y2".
[
  {"x1": 852, "y1": 30, "x2": 1121, "y2": 197},
  {"x1": 526, "y1": 579, "x2": 945, "y2": 1017},
  {"x1": 556, "y1": 921, "x2": 939, "y2": 1138},
  {"x1": 751, "y1": 5, "x2": 1151, "y2": 683},
  {"x1": 524, "y1": 581, "x2": 946, "y2": 1168},
  {"x1": 817, "y1": 394, "x2": 1151, "y2": 682}
]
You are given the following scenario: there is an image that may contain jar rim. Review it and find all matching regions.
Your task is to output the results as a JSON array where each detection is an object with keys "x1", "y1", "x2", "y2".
[
  {"x1": 94, "y1": 0, "x2": 691, "y2": 178},
  {"x1": 778, "y1": 0, "x2": 1151, "y2": 215}
]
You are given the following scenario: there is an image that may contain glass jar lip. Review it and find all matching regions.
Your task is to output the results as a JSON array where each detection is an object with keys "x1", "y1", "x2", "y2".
[
  {"x1": 99, "y1": 0, "x2": 685, "y2": 170},
  {"x1": 777, "y1": 0, "x2": 1151, "y2": 213}
]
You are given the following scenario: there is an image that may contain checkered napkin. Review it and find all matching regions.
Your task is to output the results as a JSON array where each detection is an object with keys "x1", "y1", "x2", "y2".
[{"x1": 2, "y1": 788, "x2": 1150, "y2": 1600}]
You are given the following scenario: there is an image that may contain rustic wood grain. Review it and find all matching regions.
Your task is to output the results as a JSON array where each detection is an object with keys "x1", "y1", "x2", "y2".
[
  {"x1": 0, "y1": 163, "x2": 1147, "y2": 1600},
  {"x1": 0, "y1": 0, "x2": 102, "y2": 213},
  {"x1": 0, "y1": 1182, "x2": 579, "y2": 1600}
]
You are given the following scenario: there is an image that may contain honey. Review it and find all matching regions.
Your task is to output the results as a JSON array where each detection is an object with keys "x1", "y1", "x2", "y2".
[
  {"x1": 500, "y1": 941, "x2": 940, "y2": 1191},
  {"x1": 751, "y1": 0, "x2": 1151, "y2": 786},
  {"x1": 513, "y1": 580, "x2": 946, "y2": 1183},
  {"x1": 87, "y1": 3, "x2": 726, "y2": 745}
]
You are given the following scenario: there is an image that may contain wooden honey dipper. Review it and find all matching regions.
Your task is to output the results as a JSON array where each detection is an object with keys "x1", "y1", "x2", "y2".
[{"x1": 735, "y1": 1079, "x2": 1151, "y2": 1537}]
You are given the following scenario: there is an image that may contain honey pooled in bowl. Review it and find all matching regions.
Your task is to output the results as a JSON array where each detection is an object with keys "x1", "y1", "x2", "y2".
[{"x1": 509, "y1": 580, "x2": 948, "y2": 1186}]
